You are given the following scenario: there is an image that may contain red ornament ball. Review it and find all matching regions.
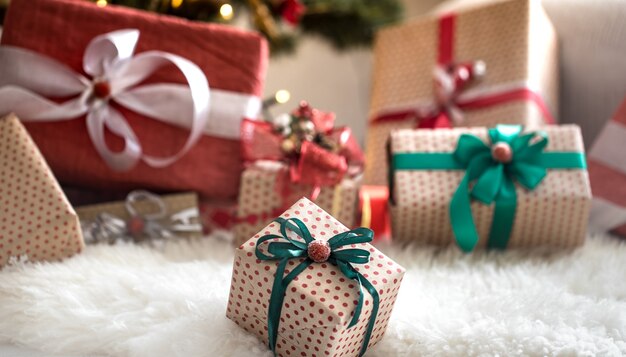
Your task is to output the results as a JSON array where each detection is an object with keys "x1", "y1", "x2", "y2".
[
  {"x1": 491, "y1": 142, "x2": 513, "y2": 163},
  {"x1": 127, "y1": 216, "x2": 145, "y2": 237},
  {"x1": 93, "y1": 81, "x2": 111, "y2": 99},
  {"x1": 307, "y1": 240, "x2": 331, "y2": 263}
]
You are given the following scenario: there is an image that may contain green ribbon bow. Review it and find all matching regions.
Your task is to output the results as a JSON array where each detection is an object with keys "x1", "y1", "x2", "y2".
[
  {"x1": 392, "y1": 125, "x2": 587, "y2": 252},
  {"x1": 255, "y1": 217, "x2": 378, "y2": 357}
]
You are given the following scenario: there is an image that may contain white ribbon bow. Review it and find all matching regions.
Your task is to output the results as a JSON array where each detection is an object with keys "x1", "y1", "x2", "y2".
[{"x1": 0, "y1": 29, "x2": 250, "y2": 171}]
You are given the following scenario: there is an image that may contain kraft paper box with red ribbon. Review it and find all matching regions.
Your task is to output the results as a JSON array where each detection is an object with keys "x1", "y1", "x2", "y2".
[
  {"x1": 364, "y1": 0, "x2": 558, "y2": 185},
  {"x1": 0, "y1": 0, "x2": 268, "y2": 200},
  {"x1": 587, "y1": 97, "x2": 626, "y2": 238},
  {"x1": 233, "y1": 103, "x2": 364, "y2": 246},
  {"x1": 227, "y1": 197, "x2": 405, "y2": 357},
  {"x1": 388, "y1": 125, "x2": 590, "y2": 251},
  {"x1": 0, "y1": 114, "x2": 84, "y2": 267}
]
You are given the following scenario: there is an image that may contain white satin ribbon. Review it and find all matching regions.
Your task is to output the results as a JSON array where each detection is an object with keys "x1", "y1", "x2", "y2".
[{"x1": 0, "y1": 29, "x2": 260, "y2": 171}]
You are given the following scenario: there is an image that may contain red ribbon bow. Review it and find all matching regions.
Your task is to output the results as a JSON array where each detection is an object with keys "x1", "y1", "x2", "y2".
[{"x1": 241, "y1": 104, "x2": 363, "y2": 205}]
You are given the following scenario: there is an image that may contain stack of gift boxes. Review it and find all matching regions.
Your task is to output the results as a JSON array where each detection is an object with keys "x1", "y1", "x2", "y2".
[{"x1": 0, "y1": 0, "x2": 622, "y2": 355}]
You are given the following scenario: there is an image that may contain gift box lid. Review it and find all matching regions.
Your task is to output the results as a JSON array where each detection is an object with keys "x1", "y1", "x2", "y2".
[{"x1": 233, "y1": 197, "x2": 405, "y2": 333}]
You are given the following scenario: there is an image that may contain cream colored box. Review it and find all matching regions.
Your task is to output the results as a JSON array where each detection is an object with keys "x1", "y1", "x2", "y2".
[
  {"x1": 388, "y1": 125, "x2": 591, "y2": 249},
  {"x1": 365, "y1": 0, "x2": 558, "y2": 185},
  {"x1": 227, "y1": 197, "x2": 405, "y2": 357},
  {"x1": 0, "y1": 114, "x2": 84, "y2": 267},
  {"x1": 233, "y1": 161, "x2": 361, "y2": 246}
]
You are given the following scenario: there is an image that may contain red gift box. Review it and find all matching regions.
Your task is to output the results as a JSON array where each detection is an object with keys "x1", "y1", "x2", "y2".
[
  {"x1": 588, "y1": 97, "x2": 626, "y2": 237},
  {"x1": 0, "y1": 0, "x2": 268, "y2": 200}
]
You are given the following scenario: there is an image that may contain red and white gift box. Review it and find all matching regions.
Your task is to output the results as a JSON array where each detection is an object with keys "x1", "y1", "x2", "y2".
[
  {"x1": 227, "y1": 197, "x2": 405, "y2": 356},
  {"x1": 0, "y1": 0, "x2": 268, "y2": 200},
  {"x1": 588, "y1": 98, "x2": 626, "y2": 237},
  {"x1": 0, "y1": 114, "x2": 84, "y2": 267}
]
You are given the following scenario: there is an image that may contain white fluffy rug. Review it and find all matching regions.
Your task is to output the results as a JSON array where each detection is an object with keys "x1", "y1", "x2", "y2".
[{"x1": 0, "y1": 233, "x2": 625, "y2": 357}]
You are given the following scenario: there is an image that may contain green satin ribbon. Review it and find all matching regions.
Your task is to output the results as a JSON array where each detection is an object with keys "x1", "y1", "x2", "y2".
[
  {"x1": 255, "y1": 217, "x2": 378, "y2": 356},
  {"x1": 391, "y1": 125, "x2": 587, "y2": 252}
]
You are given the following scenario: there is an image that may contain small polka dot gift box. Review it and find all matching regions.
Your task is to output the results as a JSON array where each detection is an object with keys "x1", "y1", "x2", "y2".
[
  {"x1": 0, "y1": 114, "x2": 84, "y2": 267},
  {"x1": 227, "y1": 197, "x2": 405, "y2": 356},
  {"x1": 364, "y1": 0, "x2": 558, "y2": 185},
  {"x1": 233, "y1": 161, "x2": 361, "y2": 247},
  {"x1": 388, "y1": 125, "x2": 591, "y2": 251}
]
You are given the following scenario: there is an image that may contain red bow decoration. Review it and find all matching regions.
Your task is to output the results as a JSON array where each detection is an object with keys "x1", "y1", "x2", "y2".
[{"x1": 241, "y1": 101, "x2": 364, "y2": 197}]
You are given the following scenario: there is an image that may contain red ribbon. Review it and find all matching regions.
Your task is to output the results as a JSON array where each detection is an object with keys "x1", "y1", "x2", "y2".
[{"x1": 371, "y1": 13, "x2": 555, "y2": 128}]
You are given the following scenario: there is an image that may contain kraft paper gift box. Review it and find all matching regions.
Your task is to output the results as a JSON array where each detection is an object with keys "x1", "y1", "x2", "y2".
[
  {"x1": 233, "y1": 161, "x2": 361, "y2": 246},
  {"x1": 0, "y1": 0, "x2": 268, "y2": 200},
  {"x1": 0, "y1": 114, "x2": 84, "y2": 267},
  {"x1": 587, "y1": 97, "x2": 626, "y2": 237},
  {"x1": 364, "y1": 0, "x2": 558, "y2": 185},
  {"x1": 388, "y1": 125, "x2": 591, "y2": 251},
  {"x1": 227, "y1": 197, "x2": 405, "y2": 357},
  {"x1": 76, "y1": 191, "x2": 202, "y2": 243}
]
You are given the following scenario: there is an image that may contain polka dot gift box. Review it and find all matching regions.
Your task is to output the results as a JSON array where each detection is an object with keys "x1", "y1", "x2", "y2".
[
  {"x1": 0, "y1": 114, "x2": 84, "y2": 267},
  {"x1": 364, "y1": 0, "x2": 558, "y2": 185},
  {"x1": 388, "y1": 125, "x2": 591, "y2": 252},
  {"x1": 233, "y1": 161, "x2": 361, "y2": 247},
  {"x1": 227, "y1": 197, "x2": 405, "y2": 357}
]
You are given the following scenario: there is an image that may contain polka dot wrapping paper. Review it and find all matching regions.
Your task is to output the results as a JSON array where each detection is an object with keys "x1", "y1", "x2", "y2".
[
  {"x1": 388, "y1": 125, "x2": 591, "y2": 250},
  {"x1": 227, "y1": 197, "x2": 405, "y2": 357},
  {"x1": 0, "y1": 114, "x2": 84, "y2": 267},
  {"x1": 233, "y1": 161, "x2": 361, "y2": 247},
  {"x1": 364, "y1": 0, "x2": 558, "y2": 185}
]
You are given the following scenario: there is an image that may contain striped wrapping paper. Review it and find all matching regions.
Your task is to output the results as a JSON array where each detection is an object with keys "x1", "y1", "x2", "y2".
[{"x1": 588, "y1": 97, "x2": 626, "y2": 237}]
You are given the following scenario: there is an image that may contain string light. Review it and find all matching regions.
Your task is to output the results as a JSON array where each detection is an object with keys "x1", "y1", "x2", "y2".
[
  {"x1": 96, "y1": 0, "x2": 107, "y2": 7},
  {"x1": 261, "y1": 90, "x2": 292, "y2": 121},
  {"x1": 275, "y1": 89, "x2": 291, "y2": 104},
  {"x1": 220, "y1": 3, "x2": 234, "y2": 20},
  {"x1": 171, "y1": 0, "x2": 183, "y2": 9}
]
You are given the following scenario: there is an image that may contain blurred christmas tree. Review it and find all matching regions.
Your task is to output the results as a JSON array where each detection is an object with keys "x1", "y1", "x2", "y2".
[{"x1": 0, "y1": 0, "x2": 402, "y2": 54}]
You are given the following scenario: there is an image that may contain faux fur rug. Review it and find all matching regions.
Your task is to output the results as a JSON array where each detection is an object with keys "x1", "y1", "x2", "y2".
[{"x1": 0, "y1": 233, "x2": 625, "y2": 357}]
